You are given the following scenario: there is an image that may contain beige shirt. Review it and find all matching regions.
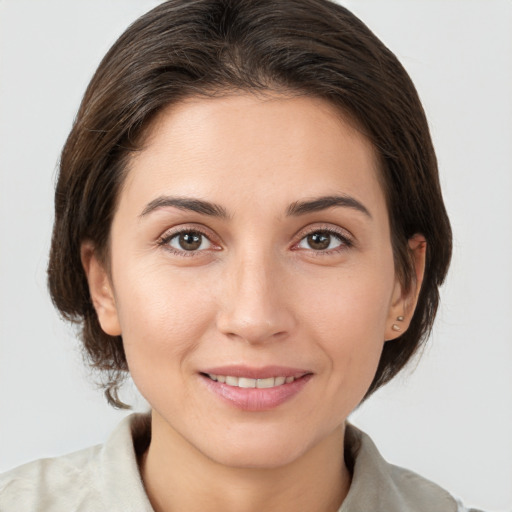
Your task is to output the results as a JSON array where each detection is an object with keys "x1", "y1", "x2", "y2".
[{"x1": 0, "y1": 414, "x2": 481, "y2": 511}]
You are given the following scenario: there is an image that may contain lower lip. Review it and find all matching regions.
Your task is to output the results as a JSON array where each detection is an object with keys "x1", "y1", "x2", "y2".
[{"x1": 201, "y1": 374, "x2": 312, "y2": 411}]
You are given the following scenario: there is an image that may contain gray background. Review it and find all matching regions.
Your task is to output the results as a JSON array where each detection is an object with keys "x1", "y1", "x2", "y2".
[{"x1": 0, "y1": 1, "x2": 511, "y2": 510}]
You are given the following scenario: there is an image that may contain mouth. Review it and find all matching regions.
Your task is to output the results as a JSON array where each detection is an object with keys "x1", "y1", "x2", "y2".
[
  {"x1": 199, "y1": 366, "x2": 313, "y2": 411},
  {"x1": 202, "y1": 373, "x2": 299, "y2": 388}
]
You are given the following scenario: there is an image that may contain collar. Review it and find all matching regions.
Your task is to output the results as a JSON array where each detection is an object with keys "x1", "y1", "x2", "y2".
[
  {"x1": 339, "y1": 423, "x2": 458, "y2": 511},
  {"x1": 101, "y1": 414, "x2": 458, "y2": 512}
]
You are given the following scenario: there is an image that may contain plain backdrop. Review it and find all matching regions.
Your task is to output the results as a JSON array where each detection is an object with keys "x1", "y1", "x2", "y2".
[{"x1": 0, "y1": 1, "x2": 511, "y2": 510}]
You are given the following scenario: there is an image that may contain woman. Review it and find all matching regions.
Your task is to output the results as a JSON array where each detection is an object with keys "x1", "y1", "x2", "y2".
[{"x1": 0, "y1": 0, "x2": 487, "y2": 510}]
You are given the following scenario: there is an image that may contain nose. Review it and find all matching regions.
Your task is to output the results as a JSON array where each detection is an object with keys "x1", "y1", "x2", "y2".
[{"x1": 216, "y1": 252, "x2": 296, "y2": 344}]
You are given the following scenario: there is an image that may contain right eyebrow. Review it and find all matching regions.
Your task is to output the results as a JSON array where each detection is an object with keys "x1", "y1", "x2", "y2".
[{"x1": 139, "y1": 196, "x2": 229, "y2": 219}]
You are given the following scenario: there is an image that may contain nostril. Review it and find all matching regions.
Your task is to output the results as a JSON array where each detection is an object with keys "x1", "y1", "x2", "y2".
[{"x1": 217, "y1": 316, "x2": 293, "y2": 344}]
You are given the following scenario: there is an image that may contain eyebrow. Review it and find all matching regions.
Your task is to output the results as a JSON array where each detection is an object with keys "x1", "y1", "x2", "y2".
[
  {"x1": 286, "y1": 195, "x2": 372, "y2": 218},
  {"x1": 139, "y1": 196, "x2": 229, "y2": 218},
  {"x1": 139, "y1": 193, "x2": 371, "y2": 220}
]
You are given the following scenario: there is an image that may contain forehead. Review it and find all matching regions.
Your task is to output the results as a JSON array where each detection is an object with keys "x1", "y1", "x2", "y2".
[{"x1": 121, "y1": 93, "x2": 386, "y2": 219}]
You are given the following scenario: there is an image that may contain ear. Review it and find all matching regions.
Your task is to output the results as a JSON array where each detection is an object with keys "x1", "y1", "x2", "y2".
[
  {"x1": 81, "y1": 241, "x2": 122, "y2": 336},
  {"x1": 385, "y1": 234, "x2": 427, "y2": 341}
]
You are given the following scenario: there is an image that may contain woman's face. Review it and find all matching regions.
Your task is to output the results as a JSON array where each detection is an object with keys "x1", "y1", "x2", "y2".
[{"x1": 88, "y1": 93, "x2": 407, "y2": 468}]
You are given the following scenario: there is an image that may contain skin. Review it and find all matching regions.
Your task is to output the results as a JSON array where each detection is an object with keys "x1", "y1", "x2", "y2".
[{"x1": 82, "y1": 93, "x2": 426, "y2": 512}]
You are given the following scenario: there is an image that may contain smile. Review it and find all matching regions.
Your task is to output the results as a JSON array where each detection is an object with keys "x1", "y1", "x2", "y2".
[
  {"x1": 200, "y1": 367, "x2": 313, "y2": 411},
  {"x1": 206, "y1": 374, "x2": 296, "y2": 388}
]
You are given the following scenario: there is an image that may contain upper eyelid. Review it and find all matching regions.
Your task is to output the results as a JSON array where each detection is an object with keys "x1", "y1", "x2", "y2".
[
  {"x1": 293, "y1": 224, "x2": 354, "y2": 242},
  {"x1": 159, "y1": 224, "x2": 217, "y2": 241}
]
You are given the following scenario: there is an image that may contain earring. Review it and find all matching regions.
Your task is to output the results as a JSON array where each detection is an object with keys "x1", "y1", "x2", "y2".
[{"x1": 392, "y1": 315, "x2": 405, "y2": 332}]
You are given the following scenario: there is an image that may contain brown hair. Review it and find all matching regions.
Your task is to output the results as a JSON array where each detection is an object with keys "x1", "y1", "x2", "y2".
[{"x1": 48, "y1": 0, "x2": 452, "y2": 408}]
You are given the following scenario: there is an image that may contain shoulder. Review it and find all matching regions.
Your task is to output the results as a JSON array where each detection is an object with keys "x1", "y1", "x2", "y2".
[
  {"x1": 386, "y1": 462, "x2": 483, "y2": 512},
  {"x1": 0, "y1": 444, "x2": 105, "y2": 511},
  {"x1": 341, "y1": 424, "x2": 484, "y2": 512},
  {"x1": 0, "y1": 414, "x2": 153, "y2": 512}
]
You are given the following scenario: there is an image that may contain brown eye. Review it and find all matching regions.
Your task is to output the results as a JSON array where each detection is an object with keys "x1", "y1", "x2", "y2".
[
  {"x1": 168, "y1": 231, "x2": 211, "y2": 252},
  {"x1": 298, "y1": 230, "x2": 343, "y2": 251},
  {"x1": 307, "y1": 232, "x2": 330, "y2": 250}
]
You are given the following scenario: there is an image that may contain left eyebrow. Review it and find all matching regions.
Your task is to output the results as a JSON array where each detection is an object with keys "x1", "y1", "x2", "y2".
[{"x1": 286, "y1": 195, "x2": 372, "y2": 219}]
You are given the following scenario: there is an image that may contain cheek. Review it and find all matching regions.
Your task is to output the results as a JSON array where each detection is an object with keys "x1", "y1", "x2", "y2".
[
  {"x1": 300, "y1": 262, "x2": 393, "y2": 392},
  {"x1": 112, "y1": 261, "x2": 216, "y2": 382},
  {"x1": 303, "y1": 260, "x2": 393, "y2": 342}
]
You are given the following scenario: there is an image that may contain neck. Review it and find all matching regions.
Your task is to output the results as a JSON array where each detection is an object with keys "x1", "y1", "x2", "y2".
[{"x1": 140, "y1": 412, "x2": 351, "y2": 512}]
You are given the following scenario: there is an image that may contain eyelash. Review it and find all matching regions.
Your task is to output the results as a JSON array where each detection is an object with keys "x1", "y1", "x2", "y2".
[
  {"x1": 293, "y1": 226, "x2": 353, "y2": 255},
  {"x1": 157, "y1": 227, "x2": 218, "y2": 257},
  {"x1": 157, "y1": 226, "x2": 353, "y2": 257}
]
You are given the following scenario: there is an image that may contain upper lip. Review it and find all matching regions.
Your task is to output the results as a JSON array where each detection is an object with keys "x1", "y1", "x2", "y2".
[{"x1": 200, "y1": 365, "x2": 312, "y2": 379}]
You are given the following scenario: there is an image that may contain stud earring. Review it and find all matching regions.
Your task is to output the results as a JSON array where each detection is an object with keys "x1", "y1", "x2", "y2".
[{"x1": 392, "y1": 315, "x2": 405, "y2": 332}]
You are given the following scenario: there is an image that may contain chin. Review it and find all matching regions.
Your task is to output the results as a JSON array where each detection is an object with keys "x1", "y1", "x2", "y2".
[
  {"x1": 204, "y1": 441, "x2": 308, "y2": 470},
  {"x1": 195, "y1": 423, "x2": 334, "y2": 470}
]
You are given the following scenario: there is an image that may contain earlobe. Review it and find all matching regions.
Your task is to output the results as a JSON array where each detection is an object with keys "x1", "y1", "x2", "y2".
[
  {"x1": 386, "y1": 234, "x2": 427, "y2": 341},
  {"x1": 80, "y1": 242, "x2": 122, "y2": 336}
]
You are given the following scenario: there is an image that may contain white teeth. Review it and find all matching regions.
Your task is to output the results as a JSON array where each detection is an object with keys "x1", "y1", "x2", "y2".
[
  {"x1": 256, "y1": 377, "x2": 275, "y2": 388},
  {"x1": 206, "y1": 374, "x2": 297, "y2": 388},
  {"x1": 225, "y1": 376, "x2": 238, "y2": 386},
  {"x1": 238, "y1": 377, "x2": 257, "y2": 388}
]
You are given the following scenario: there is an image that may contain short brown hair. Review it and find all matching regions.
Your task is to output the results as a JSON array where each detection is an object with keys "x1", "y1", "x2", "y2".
[{"x1": 48, "y1": 0, "x2": 452, "y2": 408}]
